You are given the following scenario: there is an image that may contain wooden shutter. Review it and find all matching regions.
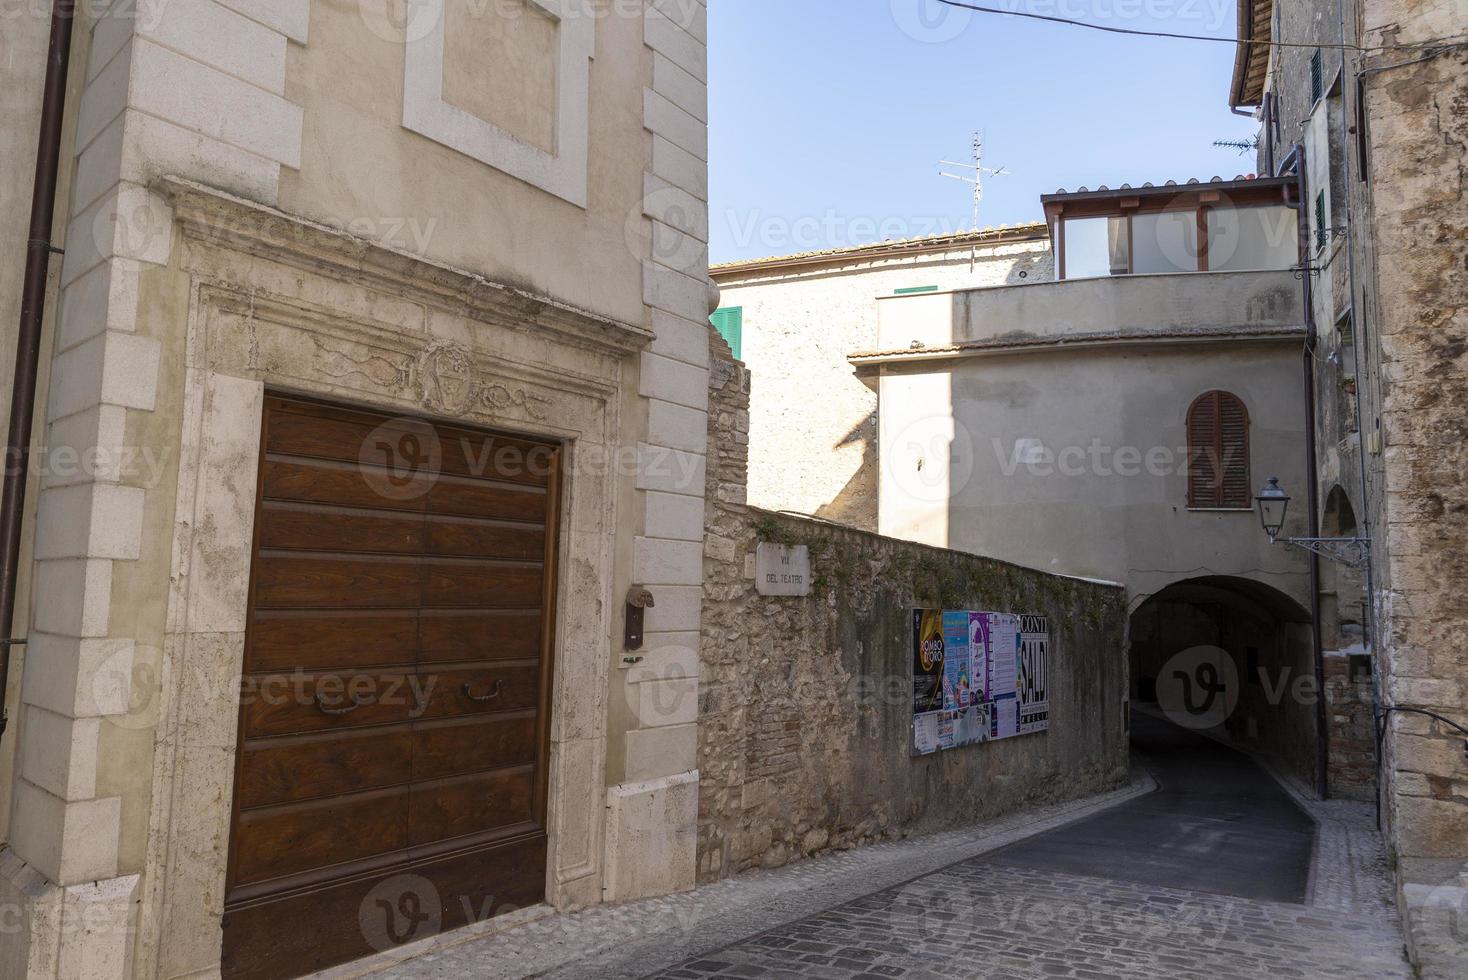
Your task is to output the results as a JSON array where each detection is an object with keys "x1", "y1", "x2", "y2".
[
  {"x1": 710, "y1": 307, "x2": 743, "y2": 360},
  {"x1": 1188, "y1": 391, "x2": 1251, "y2": 508}
]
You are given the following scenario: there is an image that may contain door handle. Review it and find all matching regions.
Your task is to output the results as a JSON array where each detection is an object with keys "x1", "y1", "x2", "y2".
[
  {"x1": 463, "y1": 679, "x2": 505, "y2": 703},
  {"x1": 315, "y1": 692, "x2": 374, "y2": 717}
]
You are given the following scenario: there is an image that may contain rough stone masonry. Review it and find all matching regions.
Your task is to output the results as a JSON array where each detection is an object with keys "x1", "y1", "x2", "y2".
[{"x1": 695, "y1": 327, "x2": 1130, "y2": 883}]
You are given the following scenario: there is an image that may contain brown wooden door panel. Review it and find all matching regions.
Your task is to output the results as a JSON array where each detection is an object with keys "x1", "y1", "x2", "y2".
[
  {"x1": 225, "y1": 395, "x2": 560, "y2": 979},
  {"x1": 261, "y1": 458, "x2": 432, "y2": 513},
  {"x1": 253, "y1": 554, "x2": 423, "y2": 608},
  {"x1": 425, "y1": 478, "x2": 547, "y2": 522},
  {"x1": 413, "y1": 666, "x2": 542, "y2": 720},
  {"x1": 232, "y1": 785, "x2": 410, "y2": 886},
  {"x1": 246, "y1": 611, "x2": 419, "y2": 673},
  {"x1": 257, "y1": 502, "x2": 425, "y2": 555},
  {"x1": 418, "y1": 610, "x2": 542, "y2": 664},
  {"x1": 421, "y1": 561, "x2": 542, "y2": 607},
  {"x1": 412, "y1": 714, "x2": 539, "y2": 782},
  {"x1": 237, "y1": 728, "x2": 413, "y2": 809},
  {"x1": 221, "y1": 836, "x2": 547, "y2": 980},
  {"x1": 407, "y1": 768, "x2": 536, "y2": 846},
  {"x1": 265, "y1": 408, "x2": 416, "y2": 469},
  {"x1": 425, "y1": 515, "x2": 545, "y2": 560},
  {"x1": 241, "y1": 672, "x2": 417, "y2": 737},
  {"x1": 437, "y1": 427, "x2": 553, "y2": 486}
]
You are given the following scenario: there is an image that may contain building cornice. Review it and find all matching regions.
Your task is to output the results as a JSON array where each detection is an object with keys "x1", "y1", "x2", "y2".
[
  {"x1": 156, "y1": 176, "x2": 655, "y2": 358},
  {"x1": 848, "y1": 324, "x2": 1306, "y2": 365}
]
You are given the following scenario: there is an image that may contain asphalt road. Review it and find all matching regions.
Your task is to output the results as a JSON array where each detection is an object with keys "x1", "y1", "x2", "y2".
[{"x1": 984, "y1": 709, "x2": 1316, "y2": 903}]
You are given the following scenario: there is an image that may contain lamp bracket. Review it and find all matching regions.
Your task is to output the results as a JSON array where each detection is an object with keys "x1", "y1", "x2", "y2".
[{"x1": 1285, "y1": 536, "x2": 1371, "y2": 568}]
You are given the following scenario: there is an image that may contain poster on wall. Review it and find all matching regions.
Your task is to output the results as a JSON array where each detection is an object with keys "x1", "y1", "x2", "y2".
[
  {"x1": 913, "y1": 609, "x2": 945, "y2": 714},
  {"x1": 984, "y1": 612, "x2": 1021, "y2": 740},
  {"x1": 1018, "y1": 614, "x2": 1051, "y2": 735},
  {"x1": 912, "y1": 608, "x2": 1050, "y2": 755}
]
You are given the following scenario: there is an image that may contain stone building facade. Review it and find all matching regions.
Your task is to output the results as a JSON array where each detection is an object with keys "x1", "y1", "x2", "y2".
[
  {"x1": 697, "y1": 328, "x2": 1129, "y2": 882},
  {"x1": 0, "y1": 2, "x2": 715, "y2": 977},
  {"x1": 1231, "y1": 0, "x2": 1468, "y2": 972},
  {"x1": 709, "y1": 227, "x2": 1051, "y2": 529}
]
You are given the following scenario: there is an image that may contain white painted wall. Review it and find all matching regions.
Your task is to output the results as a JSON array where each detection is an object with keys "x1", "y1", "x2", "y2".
[
  {"x1": 873, "y1": 273, "x2": 1313, "y2": 610},
  {"x1": 713, "y1": 234, "x2": 1053, "y2": 528}
]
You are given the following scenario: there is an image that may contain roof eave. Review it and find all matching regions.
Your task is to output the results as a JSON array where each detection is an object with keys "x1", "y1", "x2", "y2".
[
  {"x1": 709, "y1": 224, "x2": 1050, "y2": 278},
  {"x1": 1230, "y1": 0, "x2": 1272, "y2": 108},
  {"x1": 1039, "y1": 175, "x2": 1291, "y2": 208}
]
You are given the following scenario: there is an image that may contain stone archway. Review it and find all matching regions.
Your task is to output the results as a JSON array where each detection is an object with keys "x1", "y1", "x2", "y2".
[{"x1": 1129, "y1": 575, "x2": 1318, "y2": 788}]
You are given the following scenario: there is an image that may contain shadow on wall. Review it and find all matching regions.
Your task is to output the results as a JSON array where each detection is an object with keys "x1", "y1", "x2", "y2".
[{"x1": 814, "y1": 410, "x2": 878, "y2": 530}]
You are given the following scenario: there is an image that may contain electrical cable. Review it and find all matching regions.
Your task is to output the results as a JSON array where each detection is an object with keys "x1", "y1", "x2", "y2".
[{"x1": 933, "y1": 0, "x2": 1468, "y2": 54}]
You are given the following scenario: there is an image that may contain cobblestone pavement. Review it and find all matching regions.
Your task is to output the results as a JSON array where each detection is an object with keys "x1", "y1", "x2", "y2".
[
  {"x1": 645, "y1": 861, "x2": 1407, "y2": 980},
  {"x1": 636, "y1": 717, "x2": 1407, "y2": 980},
  {"x1": 353, "y1": 724, "x2": 1408, "y2": 980}
]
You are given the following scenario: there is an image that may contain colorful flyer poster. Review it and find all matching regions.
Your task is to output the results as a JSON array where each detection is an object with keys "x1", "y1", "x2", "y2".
[
  {"x1": 912, "y1": 609, "x2": 944, "y2": 715},
  {"x1": 942, "y1": 611, "x2": 973, "y2": 711},
  {"x1": 914, "y1": 608, "x2": 1049, "y2": 753},
  {"x1": 967, "y1": 613, "x2": 991, "y2": 703}
]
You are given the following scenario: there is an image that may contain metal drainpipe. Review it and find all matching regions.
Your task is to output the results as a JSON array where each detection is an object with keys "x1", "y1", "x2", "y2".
[
  {"x1": 1279, "y1": 142, "x2": 1331, "y2": 800},
  {"x1": 0, "y1": 0, "x2": 77, "y2": 741}
]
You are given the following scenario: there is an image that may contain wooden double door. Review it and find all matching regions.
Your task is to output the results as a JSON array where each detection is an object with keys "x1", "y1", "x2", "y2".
[{"x1": 221, "y1": 395, "x2": 561, "y2": 979}]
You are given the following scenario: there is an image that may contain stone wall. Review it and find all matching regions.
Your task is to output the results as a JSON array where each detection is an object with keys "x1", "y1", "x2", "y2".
[
  {"x1": 1257, "y1": 2, "x2": 1468, "y2": 970},
  {"x1": 1358, "y1": 14, "x2": 1468, "y2": 972},
  {"x1": 697, "y1": 330, "x2": 1129, "y2": 882},
  {"x1": 1361, "y1": 37, "x2": 1468, "y2": 862},
  {"x1": 1324, "y1": 651, "x2": 1377, "y2": 801}
]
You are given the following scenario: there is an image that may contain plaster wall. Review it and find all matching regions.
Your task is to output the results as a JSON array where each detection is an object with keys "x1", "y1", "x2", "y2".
[
  {"x1": 276, "y1": 0, "x2": 652, "y2": 328},
  {"x1": 876, "y1": 269, "x2": 1303, "y2": 352},
  {"x1": 713, "y1": 235, "x2": 1051, "y2": 529},
  {"x1": 874, "y1": 340, "x2": 1314, "y2": 611}
]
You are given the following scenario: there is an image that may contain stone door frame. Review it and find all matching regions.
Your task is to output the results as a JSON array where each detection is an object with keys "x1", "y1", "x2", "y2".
[{"x1": 134, "y1": 179, "x2": 651, "y2": 978}]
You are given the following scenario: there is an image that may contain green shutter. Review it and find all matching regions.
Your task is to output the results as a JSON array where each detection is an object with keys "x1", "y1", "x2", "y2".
[
  {"x1": 1314, "y1": 192, "x2": 1328, "y2": 251},
  {"x1": 894, "y1": 285, "x2": 939, "y2": 295},
  {"x1": 710, "y1": 307, "x2": 743, "y2": 360},
  {"x1": 1310, "y1": 49, "x2": 1324, "y2": 104}
]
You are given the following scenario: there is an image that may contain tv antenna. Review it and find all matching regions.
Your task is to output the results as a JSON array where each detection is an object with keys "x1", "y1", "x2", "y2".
[{"x1": 940, "y1": 132, "x2": 1010, "y2": 231}]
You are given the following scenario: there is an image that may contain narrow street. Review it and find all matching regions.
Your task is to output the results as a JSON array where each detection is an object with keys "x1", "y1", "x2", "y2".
[
  {"x1": 641, "y1": 714, "x2": 1405, "y2": 979},
  {"x1": 367, "y1": 714, "x2": 1410, "y2": 980},
  {"x1": 983, "y1": 711, "x2": 1314, "y2": 903}
]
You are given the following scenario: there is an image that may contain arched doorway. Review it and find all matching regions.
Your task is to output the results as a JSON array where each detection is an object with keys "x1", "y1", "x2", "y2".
[{"x1": 1129, "y1": 576, "x2": 1318, "y2": 788}]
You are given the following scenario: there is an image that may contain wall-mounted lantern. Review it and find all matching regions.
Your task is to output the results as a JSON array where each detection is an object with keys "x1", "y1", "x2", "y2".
[
  {"x1": 1256, "y1": 477, "x2": 1291, "y2": 543},
  {"x1": 1256, "y1": 477, "x2": 1372, "y2": 568}
]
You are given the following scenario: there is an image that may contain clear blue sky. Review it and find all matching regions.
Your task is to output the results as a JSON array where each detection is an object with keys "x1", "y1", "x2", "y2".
[{"x1": 708, "y1": 0, "x2": 1261, "y2": 263}]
